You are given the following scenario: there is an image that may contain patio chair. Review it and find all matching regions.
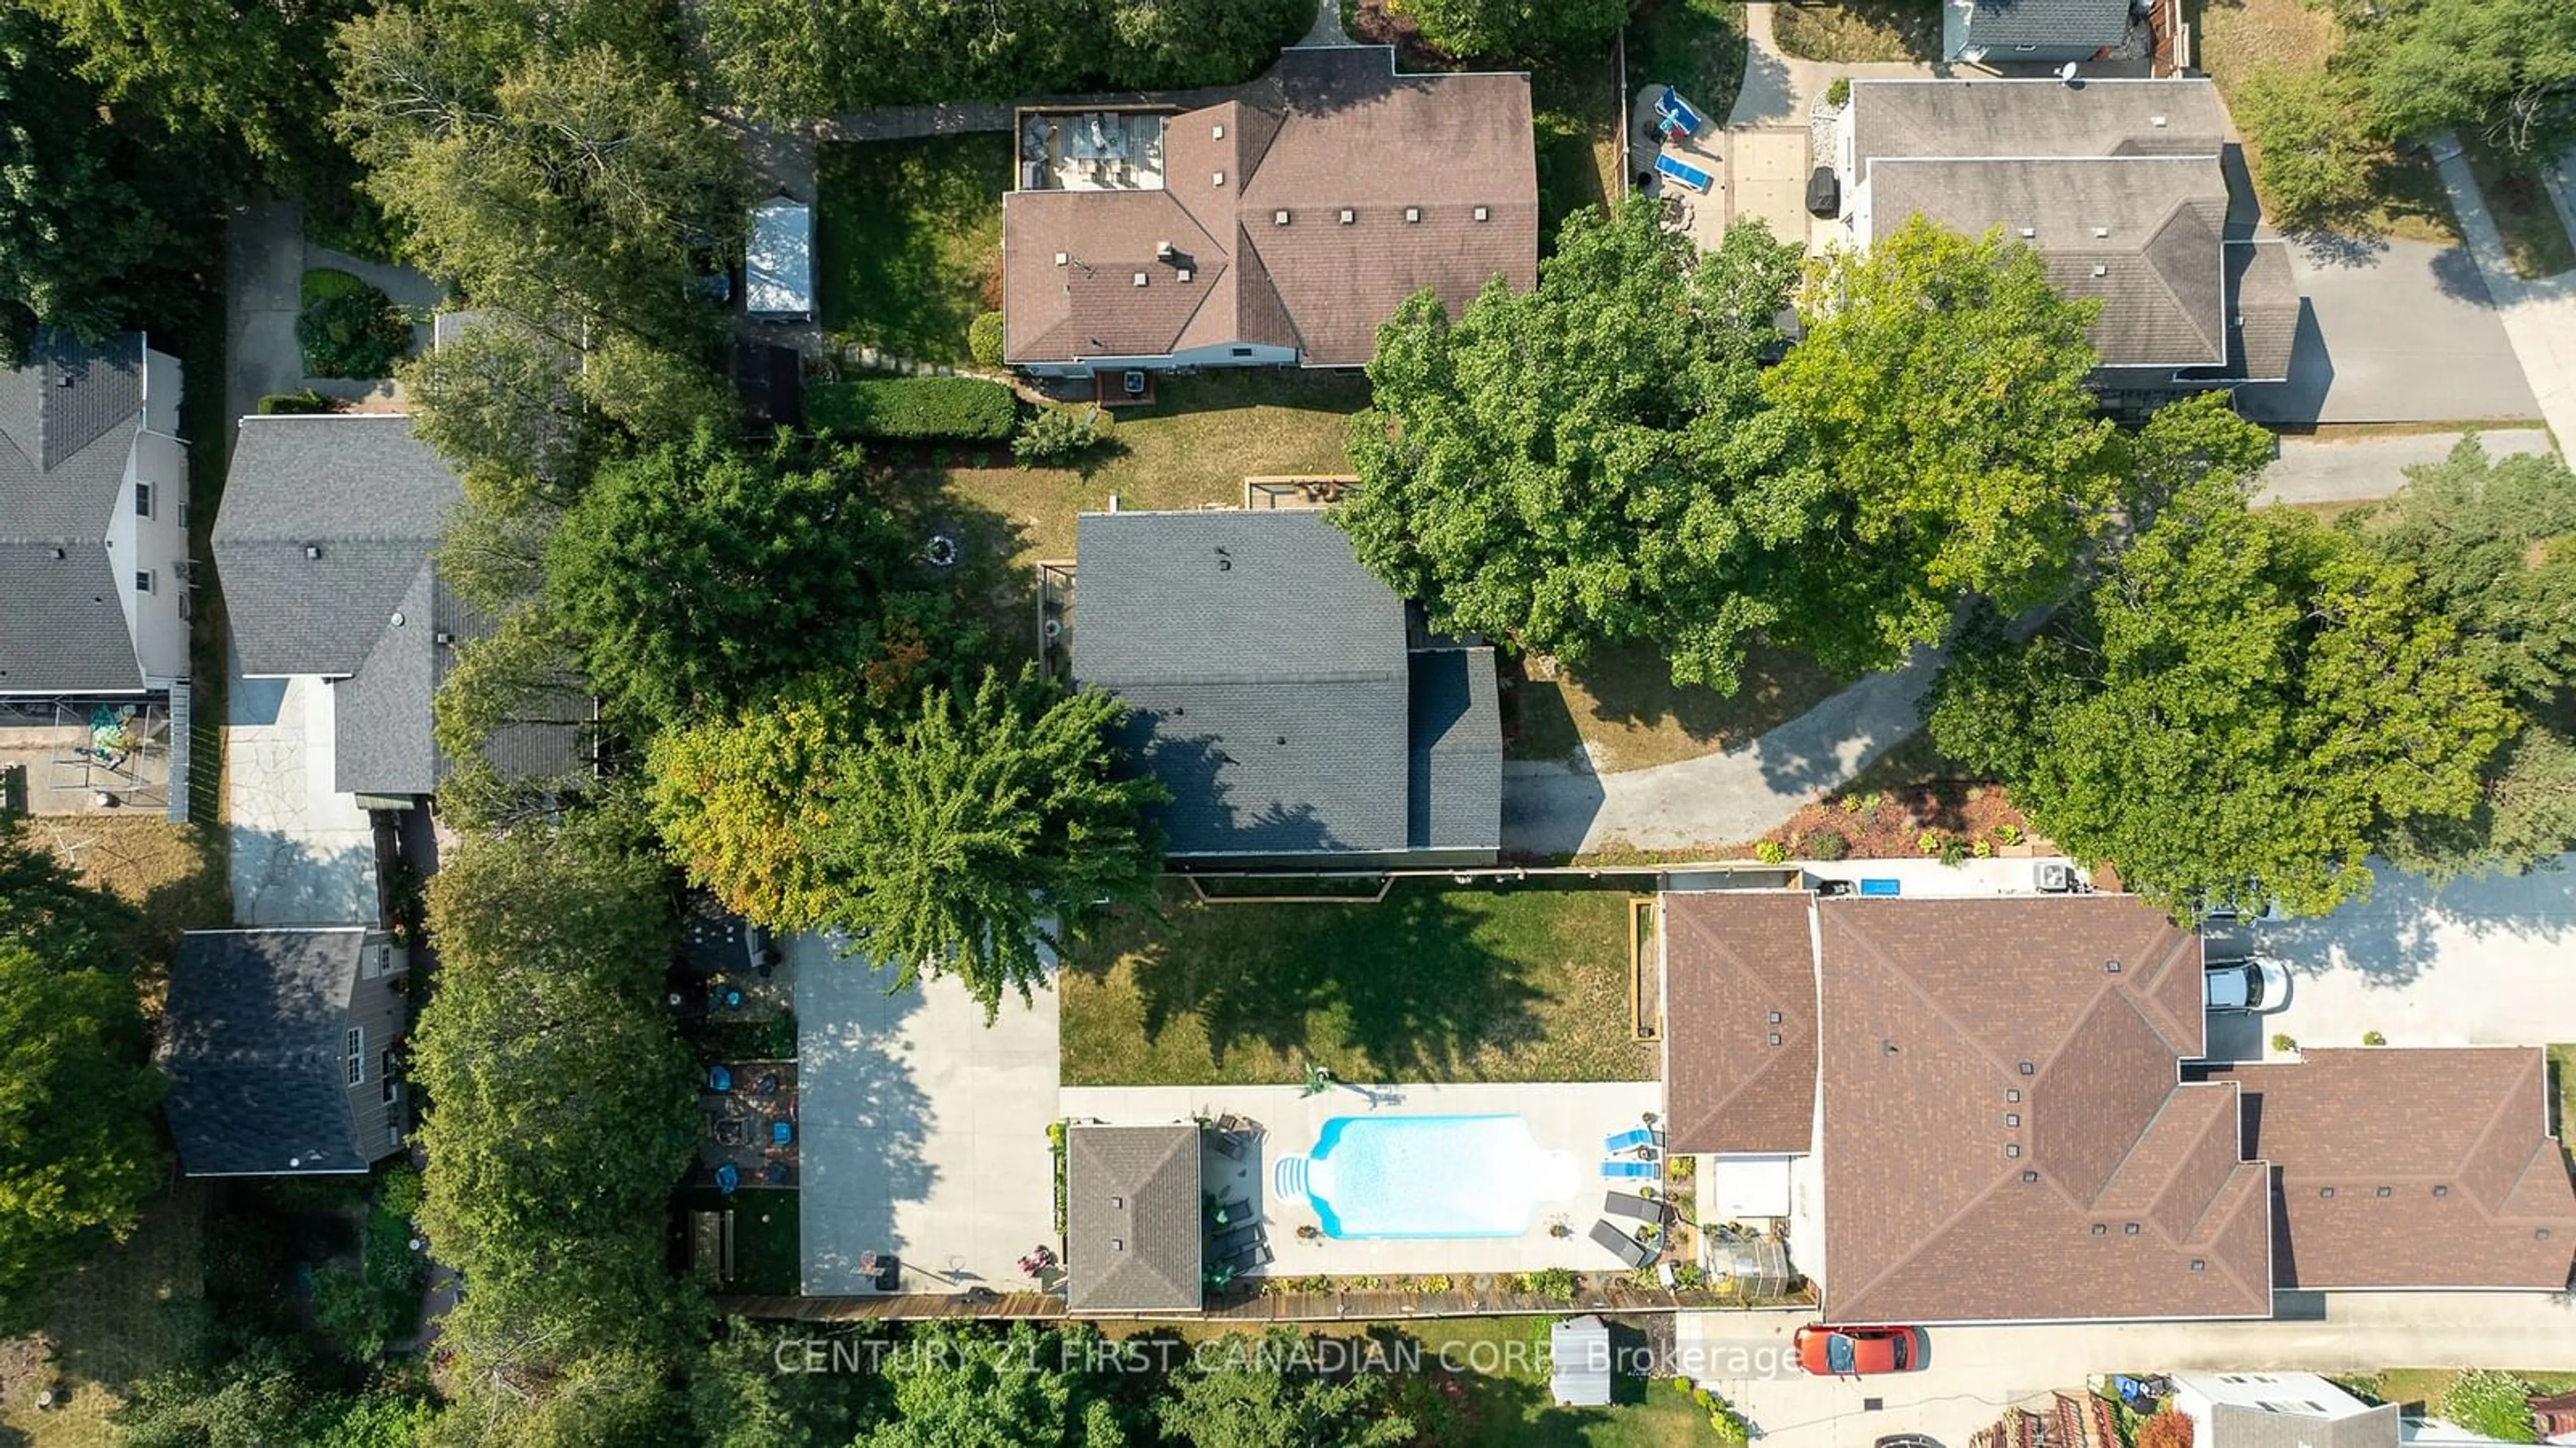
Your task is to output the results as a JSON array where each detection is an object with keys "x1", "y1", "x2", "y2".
[
  {"x1": 1208, "y1": 1194, "x2": 1251, "y2": 1227},
  {"x1": 1226, "y1": 1239, "x2": 1274, "y2": 1272},
  {"x1": 1601, "y1": 1159, "x2": 1660, "y2": 1180},
  {"x1": 1210, "y1": 1223, "x2": 1260, "y2": 1257},
  {"x1": 1589, "y1": 1217, "x2": 1654, "y2": 1270},
  {"x1": 1603, "y1": 1127, "x2": 1656, "y2": 1154},
  {"x1": 1209, "y1": 1131, "x2": 1248, "y2": 1163},
  {"x1": 712, "y1": 1117, "x2": 749, "y2": 1147},
  {"x1": 1604, "y1": 1191, "x2": 1664, "y2": 1223}
]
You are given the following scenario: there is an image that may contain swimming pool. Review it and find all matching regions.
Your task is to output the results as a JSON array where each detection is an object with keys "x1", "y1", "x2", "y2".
[{"x1": 1274, "y1": 1115, "x2": 1578, "y2": 1239}]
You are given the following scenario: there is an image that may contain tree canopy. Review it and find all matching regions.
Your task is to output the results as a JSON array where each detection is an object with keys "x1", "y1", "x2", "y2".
[
  {"x1": 1339, "y1": 201, "x2": 1819, "y2": 692},
  {"x1": 0, "y1": 817, "x2": 162, "y2": 1322},
  {"x1": 1928, "y1": 478, "x2": 2517, "y2": 918},
  {"x1": 1156, "y1": 1332, "x2": 1418, "y2": 1448},
  {"x1": 1765, "y1": 215, "x2": 2123, "y2": 672},
  {"x1": 648, "y1": 668, "x2": 1167, "y2": 1020},
  {"x1": 855, "y1": 1323, "x2": 1125, "y2": 1448},
  {"x1": 1394, "y1": 0, "x2": 1631, "y2": 60},
  {"x1": 546, "y1": 430, "x2": 967, "y2": 728},
  {"x1": 2329, "y1": 0, "x2": 2576, "y2": 157}
]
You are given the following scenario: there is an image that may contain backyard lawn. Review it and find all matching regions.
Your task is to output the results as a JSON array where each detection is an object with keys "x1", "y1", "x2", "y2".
[
  {"x1": 1061, "y1": 881, "x2": 1651, "y2": 1086},
  {"x1": 1509, "y1": 642, "x2": 1841, "y2": 771},
  {"x1": 1772, "y1": 0, "x2": 1938, "y2": 62},
  {"x1": 0, "y1": 1186, "x2": 206, "y2": 1448},
  {"x1": 931, "y1": 371, "x2": 1367, "y2": 566},
  {"x1": 816, "y1": 134, "x2": 1011, "y2": 362},
  {"x1": 1630, "y1": 0, "x2": 1750, "y2": 121}
]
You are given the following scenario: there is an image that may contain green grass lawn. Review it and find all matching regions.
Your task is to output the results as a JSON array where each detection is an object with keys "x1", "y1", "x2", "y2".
[
  {"x1": 1510, "y1": 641, "x2": 1841, "y2": 771},
  {"x1": 2463, "y1": 135, "x2": 2576, "y2": 279},
  {"x1": 816, "y1": 134, "x2": 1012, "y2": 362},
  {"x1": 1772, "y1": 0, "x2": 1939, "y2": 62},
  {"x1": 1532, "y1": 46, "x2": 1625, "y2": 250},
  {"x1": 1061, "y1": 881, "x2": 1650, "y2": 1086},
  {"x1": 0, "y1": 1185, "x2": 207, "y2": 1448},
  {"x1": 2365, "y1": 1367, "x2": 2576, "y2": 1416},
  {"x1": 1630, "y1": 0, "x2": 1750, "y2": 121}
]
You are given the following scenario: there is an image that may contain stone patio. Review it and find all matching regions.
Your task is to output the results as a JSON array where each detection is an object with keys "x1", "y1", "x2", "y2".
[
  {"x1": 225, "y1": 668, "x2": 378, "y2": 927},
  {"x1": 1059, "y1": 1080, "x2": 1668, "y2": 1278}
]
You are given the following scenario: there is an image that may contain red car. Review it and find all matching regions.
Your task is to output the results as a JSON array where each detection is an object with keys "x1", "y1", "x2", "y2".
[{"x1": 1794, "y1": 1324, "x2": 1925, "y2": 1376}]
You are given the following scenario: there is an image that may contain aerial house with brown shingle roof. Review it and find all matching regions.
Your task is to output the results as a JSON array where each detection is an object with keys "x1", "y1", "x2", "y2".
[
  {"x1": 1660, "y1": 891, "x2": 1819, "y2": 1218},
  {"x1": 1002, "y1": 46, "x2": 1538, "y2": 377}
]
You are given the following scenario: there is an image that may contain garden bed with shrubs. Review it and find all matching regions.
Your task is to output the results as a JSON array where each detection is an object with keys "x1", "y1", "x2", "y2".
[
  {"x1": 806, "y1": 376, "x2": 1019, "y2": 441},
  {"x1": 1754, "y1": 782, "x2": 2033, "y2": 864},
  {"x1": 297, "y1": 268, "x2": 413, "y2": 379}
]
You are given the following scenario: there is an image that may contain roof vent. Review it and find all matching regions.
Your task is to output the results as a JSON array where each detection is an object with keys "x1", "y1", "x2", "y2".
[
  {"x1": 1767, "y1": 1032, "x2": 1782, "y2": 1046},
  {"x1": 2433, "y1": 1184, "x2": 2449, "y2": 1197},
  {"x1": 2021, "y1": 1171, "x2": 2039, "y2": 1184},
  {"x1": 1473, "y1": 205, "x2": 1491, "y2": 222},
  {"x1": 1768, "y1": 1011, "x2": 1782, "y2": 1024},
  {"x1": 1340, "y1": 208, "x2": 1356, "y2": 225},
  {"x1": 2090, "y1": 1223, "x2": 2107, "y2": 1235},
  {"x1": 2006, "y1": 1088, "x2": 2021, "y2": 1102},
  {"x1": 2104, "y1": 958, "x2": 2121, "y2": 974},
  {"x1": 388, "y1": 611, "x2": 405, "y2": 627},
  {"x1": 2375, "y1": 1186, "x2": 2392, "y2": 1198},
  {"x1": 2017, "y1": 1060, "x2": 2035, "y2": 1076},
  {"x1": 1212, "y1": 123, "x2": 1225, "y2": 140},
  {"x1": 1055, "y1": 251, "x2": 1069, "y2": 266},
  {"x1": 2541, "y1": 1229, "x2": 2555, "y2": 1241},
  {"x1": 305, "y1": 544, "x2": 322, "y2": 560},
  {"x1": 2190, "y1": 1259, "x2": 2206, "y2": 1272},
  {"x1": 2092, "y1": 226, "x2": 2110, "y2": 238},
  {"x1": 2092, "y1": 264, "x2": 2109, "y2": 278},
  {"x1": 2151, "y1": 114, "x2": 2168, "y2": 127},
  {"x1": 1133, "y1": 272, "x2": 1148, "y2": 287},
  {"x1": 2319, "y1": 1187, "x2": 2335, "y2": 1199},
  {"x1": 2019, "y1": 225, "x2": 2037, "y2": 238},
  {"x1": 1275, "y1": 209, "x2": 1291, "y2": 226},
  {"x1": 1177, "y1": 268, "x2": 1193, "y2": 282},
  {"x1": 1212, "y1": 171, "x2": 1226, "y2": 187},
  {"x1": 434, "y1": 631, "x2": 454, "y2": 645},
  {"x1": 1275, "y1": 735, "x2": 1287, "y2": 746},
  {"x1": 2005, "y1": 1113, "x2": 2020, "y2": 1127},
  {"x1": 2124, "y1": 1223, "x2": 2140, "y2": 1235},
  {"x1": 1405, "y1": 207, "x2": 1421, "y2": 223},
  {"x1": 2004, "y1": 1143, "x2": 2021, "y2": 1159},
  {"x1": 49, "y1": 547, "x2": 64, "y2": 560},
  {"x1": 1155, "y1": 240, "x2": 1173, "y2": 259}
]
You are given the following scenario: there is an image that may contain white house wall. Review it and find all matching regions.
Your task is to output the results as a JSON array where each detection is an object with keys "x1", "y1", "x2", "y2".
[
  {"x1": 142, "y1": 346, "x2": 182, "y2": 437},
  {"x1": 117, "y1": 431, "x2": 193, "y2": 686},
  {"x1": 1020, "y1": 340, "x2": 1301, "y2": 378}
]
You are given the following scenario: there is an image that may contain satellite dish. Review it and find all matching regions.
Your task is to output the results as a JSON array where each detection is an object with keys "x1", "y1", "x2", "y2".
[{"x1": 2057, "y1": 62, "x2": 2080, "y2": 83}]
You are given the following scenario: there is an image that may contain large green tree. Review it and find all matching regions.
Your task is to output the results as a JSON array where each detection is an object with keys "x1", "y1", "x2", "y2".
[
  {"x1": 1928, "y1": 478, "x2": 2517, "y2": 917},
  {"x1": 333, "y1": 9, "x2": 743, "y2": 352},
  {"x1": 1338, "y1": 200, "x2": 1820, "y2": 692},
  {"x1": 1392, "y1": 0, "x2": 1631, "y2": 59},
  {"x1": 23, "y1": 0, "x2": 355, "y2": 183},
  {"x1": 648, "y1": 669, "x2": 1166, "y2": 1021},
  {"x1": 0, "y1": 817, "x2": 162, "y2": 1322},
  {"x1": 414, "y1": 813, "x2": 696, "y2": 1362},
  {"x1": 2343, "y1": 436, "x2": 2576, "y2": 876},
  {"x1": 2330, "y1": 0, "x2": 2576, "y2": 157},
  {"x1": 1766, "y1": 216, "x2": 2125, "y2": 672},
  {"x1": 1156, "y1": 1331, "x2": 1417, "y2": 1448},
  {"x1": 856, "y1": 1323, "x2": 1125, "y2": 1448},
  {"x1": 0, "y1": 9, "x2": 192, "y2": 366},
  {"x1": 546, "y1": 429, "x2": 967, "y2": 728}
]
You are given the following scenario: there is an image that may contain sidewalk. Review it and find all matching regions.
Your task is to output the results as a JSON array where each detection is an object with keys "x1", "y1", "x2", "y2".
[{"x1": 2430, "y1": 133, "x2": 2576, "y2": 450}]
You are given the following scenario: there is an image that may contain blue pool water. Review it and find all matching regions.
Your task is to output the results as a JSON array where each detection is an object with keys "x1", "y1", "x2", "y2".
[{"x1": 1285, "y1": 1115, "x2": 1576, "y2": 1239}]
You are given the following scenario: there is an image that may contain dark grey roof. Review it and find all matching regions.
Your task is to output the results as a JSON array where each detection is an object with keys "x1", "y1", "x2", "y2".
[
  {"x1": 1065, "y1": 1125, "x2": 1201, "y2": 1313},
  {"x1": 1407, "y1": 646, "x2": 1501, "y2": 852},
  {"x1": 1076, "y1": 509, "x2": 1413, "y2": 857},
  {"x1": 1869, "y1": 156, "x2": 2230, "y2": 368},
  {"x1": 2229, "y1": 240, "x2": 2300, "y2": 383},
  {"x1": 162, "y1": 929, "x2": 372, "y2": 1175},
  {"x1": 0, "y1": 333, "x2": 149, "y2": 692},
  {"x1": 1849, "y1": 79, "x2": 2233, "y2": 178},
  {"x1": 214, "y1": 415, "x2": 461, "y2": 678},
  {"x1": 1957, "y1": 0, "x2": 2131, "y2": 52},
  {"x1": 2209, "y1": 1402, "x2": 2399, "y2": 1448}
]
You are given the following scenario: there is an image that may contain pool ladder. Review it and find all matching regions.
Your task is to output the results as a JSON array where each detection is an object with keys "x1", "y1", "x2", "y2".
[{"x1": 1271, "y1": 1155, "x2": 1309, "y2": 1201}]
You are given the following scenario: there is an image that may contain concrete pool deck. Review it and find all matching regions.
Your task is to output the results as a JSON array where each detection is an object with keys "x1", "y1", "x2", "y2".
[{"x1": 1058, "y1": 1080, "x2": 1666, "y2": 1277}]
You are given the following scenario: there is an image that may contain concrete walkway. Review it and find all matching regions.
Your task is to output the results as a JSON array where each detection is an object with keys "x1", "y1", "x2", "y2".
[
  {"x1": 1727, "y1": 1, "x2": 1940, "y2": 129},
  {"x1": 1503, "y1": 646, "x2": 1945, "y2": 858},
  {"x1": 2255, "y1": 427, "x2": 2557, "y2": 505},
  {"x1": 2431, "y1": 133, "x2": 2576, "y2": 449}
]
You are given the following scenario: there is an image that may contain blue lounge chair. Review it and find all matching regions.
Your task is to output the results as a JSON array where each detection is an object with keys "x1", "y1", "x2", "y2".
[
  {"x1": 1604, "y1": 1127, "x2": 1660, "y2": 1155},
  {"x1": 1656, "y1": 86, "x2": 1707, "y2": 138},
  {"x1": 1654, "y1": 154, "x2": 1713, "y2": 194},
  {"x1": 1603, "y1": 1159, "x2": 1660, "y2": 1180}
]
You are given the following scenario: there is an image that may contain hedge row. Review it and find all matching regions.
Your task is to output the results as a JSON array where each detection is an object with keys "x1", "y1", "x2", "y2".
[{"x1": 807, "y1": 378, "x2": 1018, "y2": 441}]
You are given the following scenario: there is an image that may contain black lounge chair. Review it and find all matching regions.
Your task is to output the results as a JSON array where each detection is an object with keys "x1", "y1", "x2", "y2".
[
  {"x1": 1210, "y1": 1222, "x2": 1260, "y2": 1257},
  {"x1": 1208, "y1": 1194, "x2": 1252, "y2": 1225},
  {"x1": 1209, "y1": 1131, "x2": 1249, "y2": 1163},
  {"x1": 1589, "y1": 1218, "x2": 1654, "y2": 1270},
  {"x1": 1603, "y1": 1191, "x2": 1664, "y2": 1224},
  {"x1": 1226, "y1": 1239, "x2": 1274, "y2": 1272}
]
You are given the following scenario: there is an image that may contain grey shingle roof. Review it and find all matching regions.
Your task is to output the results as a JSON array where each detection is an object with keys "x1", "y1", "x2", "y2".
[
  {"x1": 1869, "y1": 157, "x2": 2230, "y2": 368},
  {"x1": 1406, "y1": 646, "x2": 1500, "y2": 853},
  {"x1": 162, "y1": 929, "x2": 374, "y2": 1176},
  {"x1": 1849, "y1": 79, "x2": 2233, "y2": 174},
  {"x1": 2229, "y1": 240, "x2": 2300, "y2": 383},
  {"x1": 1073, "y1": 509, "x2": 1499, "y2": 860},
  {"x1": 0, "y1": 333, "x2": 149, "y2": 692},
  {"x1": 1065, "y1": 1125, "x2": 1201, "y2": 1313},
  {"x1": 2209, "y1": 1402, "x2": 2400, "y2": 1448},
  {"x1": 1956, "y1": 0, "x2": 2131, "y2": 52},
  {"x1": 214, "y1": 415, "x2": 460, "y2": 678}
]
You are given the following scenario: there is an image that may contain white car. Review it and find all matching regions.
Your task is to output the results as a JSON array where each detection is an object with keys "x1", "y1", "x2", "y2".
[{"x1": 2205, "y1": 956, "x2": 2291, "y2": 1013}]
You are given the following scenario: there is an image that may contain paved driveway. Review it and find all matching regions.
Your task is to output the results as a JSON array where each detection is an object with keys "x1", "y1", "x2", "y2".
[
  {"x1": 1684, "y1": 1290, "x2": 2576, "y2": 1448},
  {"x1": 796, "y1": 935, "x2": 1059, "y2": 1296},
  {"x1": 2198, "y1": 859, "x2": 2576, "y2": 1061},
  {"x1": 2256, "y1": 428, "x2": 2556, "y2": 506},
  {"x1": 2237, "y1": 236, "x2": 2540, "y2": 426}
]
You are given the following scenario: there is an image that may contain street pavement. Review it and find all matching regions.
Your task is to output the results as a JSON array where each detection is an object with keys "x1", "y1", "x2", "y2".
[
  {"x1": 1683, "y1": 1292, "x2": 2576, "y2": 1448},
  {"x1": 2256, "y1": 428, "x2": 2557, "y2": 505}
]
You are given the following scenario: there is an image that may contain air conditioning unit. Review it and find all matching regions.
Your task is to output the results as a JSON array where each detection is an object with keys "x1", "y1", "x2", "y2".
[{"x1": 2035, "y1": 862, "x2": 2079, "y2": 893}]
